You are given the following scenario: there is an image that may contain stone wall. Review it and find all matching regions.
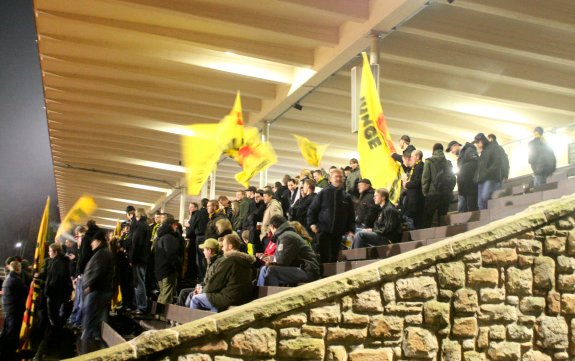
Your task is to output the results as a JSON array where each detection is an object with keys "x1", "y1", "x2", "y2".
[{"x1": 75, "y1": 194, "x2": 575, "y2": 361}]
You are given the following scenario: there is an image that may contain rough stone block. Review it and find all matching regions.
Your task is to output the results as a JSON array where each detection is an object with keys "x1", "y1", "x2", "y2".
[
  {"x1": 353, "y1": 289, "x2": 384, "y2": 313},
  {"x1": 341, "y1": 295, "x2": 353, "y2": 311},
  {"x1": 487, "y1": 341, "x2": 521, "y2": 361},
  {"x1": 271, "y1": 312, "x2": 307, "y2": 328},
  {"x1": 533, "y1": 257, "x2": 555, "y2": 291},
  {"x1": 522, "y1": 350, "x2": 551, "y2": 361},
  {"x1": 547, "y1": 291, "x2": 561, "y2": 315},
  {"x1": 279, "y1": 327, "x2": 301, "y2": 339},
  {"x1": 369, "y1": 315, "x2": 403, "y2": 338},
  {"x1": 385, "y1": 302, "x2": 422, "y2": 314},
  {"x1": 326, "y1": 327, "x2": 367, "y2": 344},
  {"x1": 506, "y1": 267, "x2": 533, "y2": 296},
  {"x1": 517, "y1": 255, "x2": 534, "y2": 268},
  {"x1": 132, "y1": 329, "x2": 180, "y2": 358},
  {"x1": 479, "y1": 288, "x2": 505, "y2": 304},
  {"x1": 553, "y1": 351, "x2": 569, "y2": 360},
  {"x1": 348, "y1": 348, "x2": 394, "y2": 361},
  {"x1": 567, "y1": 229, "x2": 575, "y2": 256},
  {"x1": 545, "y1": 235, "x2": 566, "y2": 255},
  {"x1": 382, "y1": 282, "x2": 395, "y2": 303},
  {"x1": 342, "y1": 312, "x2": 370, "y2": 326},
  {"x1": 477, "y1": 327, "x2": 489, "y2": 350},
  {"x1": 442, "y1": 339, "x2": 462, "y2": 361},
  {"x1": 519, "y1": 297, "x2": 545, "y2": 315},
  {"x1": 454, "y1": 289, "x2": 479, "y2": 314},
  {"x1": 489, "y1": 325, "x2": 506, "y2": 340},
  {"x1": 516, "y1": 239, "x2": 542, "y2": 254},
  {"x1": 463, "y1": 351, "x2": 485, "y2": 361},
  {"x1": 462, "y1": 251, "x2": 482, "y2": 264},
  {"x1": 557, "y1": 256, "x2": 575, "y2": 273},
  {"x1": 479, "y1": 304, "x2": 517, "y2": 323},
  {"x1": 178, "y1": 354, "x2": 212, "y2": 361},
  {"x1": 229, "y1": 327, "x2": 276, "y2": 357},
  {"x1": 468, "y1": 268, "x2": 499, "y2": 288},
  {"x1": 213, "y1": 357, "x2": 242, "y2": 361},
  {"x1": 326, "y1": 345, "x2": 347, "y2": 361},
  {"x1": 405, "y1": 314, "x2": 423, "y2": 325},
  {"x1": 278, "y1": 337, "x2": 325, "y2": 360},
  {"x1": 482, "y1": 248, "x2": 517, "y2": 266},
  {"x1": 536, "y1": 316, "x2": 568, "y2": 349},
  {"x1": 461, "y1": 339, "x2": 475, "y2": 350},
  {"x1": 437, "y1": 262, "x2": 466, "y2": 289},
  {"x1": 439, "y1": 289, "x2": 454, "y2": 301},
  {"x1": 309, "y1": 304, "x2": 340, "y2": 324},
  {"x1": 557, "y1": 274, "x2": 575, "y2": 292},
  {"x1": 396, "y1": 276, "x2": 437, "y2": 300},
  {"x1": 452, "y1": 317, "x2": 477, "y2": 338},
  {"x1": 506, "y1": 295, "x2": 519, "y2": 306},
  {"x1": 556, "y1": 218, "x2": 574, "y2": 230},
  {"x1": 507, "y1": 324, "x2": 532, "y2": 342},
  {"x1": 423, "y1": 300, "x2": 450, "y2": 328},
  {"x1": 560, "y1": 294, "x2": 575, "y2": 315},
  {"x1": 518, "y1": 315, "x2": 536, "y2": 326},
  {"x1": 402, "y1": 327, "x2": 438, "y2": 359},
  {"x1": 301, "y1": 325, "x2": 326, "y2": 338},
  {"x1": 188, "y1": 340, "x2": 228, "y2": 352}
]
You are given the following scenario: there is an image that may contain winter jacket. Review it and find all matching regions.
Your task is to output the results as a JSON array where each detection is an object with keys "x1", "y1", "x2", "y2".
[
  {"x1": 204, "y1": 251, "x2": 256, "y2": 310},
  {"x1": 273, "y1": 223, "x2": 320, "y2": 279},
  {"x1": 307, "y1": 184, "x2": 355, "y2": 235},
  {"x1": 75, "y1": 223, "x2": 99, "y2": 276},
  {"x1": 205, "y1": 211, "x2": 228, "y2": 240},
  {"x1": 45, "y1": 253, "x2": 72, "y2": 300},
  {"x1": 373, "y1": 201, "x2": 403, "y2": 243},
  {"x1": 289, "y1": 193, "x2": 316, "y2": 228},
  {"x1": 315, "y1": 178, "x2": 329, "y2": 190},
  {"x1": 201, "y1": 253, "x2": 223, "y2": 286},
  {"x1": 236, "y1": 198, "x2": 251, "y2": 231},
  {"x1": 422, "y1": 149, "x2": 456, "y2": 197},
  {"x1": 155, "y1": 223, "x2": 185, "y2": 281},
  {"x1": 2, "y1": 271, "x2": 27, "y2": 317},
  {"x1": 475, "y1": 142, "x2": 503, "y2": 183},
  {"x1": 261, "y1": 199, "x2": 283, "y2": 238},
  {"x1": 392, "y1": 144, "x2": 416, "y2": 172},
  {"x1": 190, "y1": 207, "x2": 209, "y2": 236},
  {"x1": 456, "y1": 143, "x2": 479, "y2": 195},
  {"x1": 492, "y1": 140, "x2": 510, "y2": 180},
  {"x1": 129, "y1": 216, "x2": 151, "y2": 265},
  {"x1": 83, "y1": 243, "x2": 114, "y2": 294},
  {"x1": 403, "y1": 160, "x2": 424, "y2": 218},
  {"x1": 345, "y1": 168, "x2": 361, "y2": 197},
  {"x1": 355, "y1": 188, "x2": 379, "y2": 228},
  {"x1": 185, "y1": 212, "x2": 196, "y2": 240},
  {"x1": 528, "y1": 137, "x2": 556, "y2": 177}
]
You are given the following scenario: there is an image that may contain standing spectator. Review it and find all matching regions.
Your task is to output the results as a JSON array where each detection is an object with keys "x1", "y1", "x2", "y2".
[
  {"x1": 155, "y1": 217, "x2": 185, "y2": 304},
  {"x1": 488, "y1": 134, "x2": 510, "y2": 181},
  {"x1": 308, "y1": 169, "x2": 355, "y2": 263},
  {"x1": 403, "y1": 150, "x2": 425, "y2": 229},
  {"x1": 352, "y1": 188, "x2": 403, "y2": 248},
  {"x1": 190, "y1": 199, "x2": 209, "y2": 282},
  {"x1": 45, "y1": 243, "x2": 72, "y2": 338},
  {"x1": 528, "y1": 126, "x2": 556, "y2": 187},
  {"x1": 0, "y1": 261, "x2": 28, "y2": 360},
  {"x1": 283, "y1": 178, "x2": 299, "y2": 209},
  {"x1": 474, "y1": 133, "x2": 504, "y2": 210},
  {"x1": 355, "y1": 179, "x2": 379, "y2": 230},
  {"x1": 260, "y1": 189, "x2": 283, "y2": 242},
  {"x1": 313, "y1": 170, "x2": 329, "y2": 190},
  {"x1": 422, "y1": 143, "x2": 456, "y2": 228},
  {"x1": 116, "y1": 223, "x2": 134, "y2": 311},
  {"x1": 129, "y1": 208, "x2": 151, "y2": 315},
  {"x1": 392, "y1": 135, "x2": 416, "y2": 172},
  {"x1": 289, "y1": 179, "x2": 316, "y2": 233},
  {"x1": 205, "y1": 200, "x2": 228, "y2": 240},
  {"x1": 235, "y1": 190, "x2": 250, "y2": 232},
  {"x1": 81, "y1": 231, "x2": 114, "y2": 346},
  {"x1": 257, "y1": 215, "x2": 320, "y2": 286},
  {"x1": 218, "y1": 196, "x2": 233, "y2": 219},
  {"x1": 64, "y1": 238, "x2": 78, "y2": 283},
  {"x1": 184, "y1": 202, "x2": 199, "y2": 282},
  {"x1": 447, "y1": 140, "x2": 479, "y2": 213},
  {"x1": 345, "y1": 158, "x2": 361, "y2": 198},
  {"x1": 245, "y1": 189, "x2": 266, "y2": 253}
]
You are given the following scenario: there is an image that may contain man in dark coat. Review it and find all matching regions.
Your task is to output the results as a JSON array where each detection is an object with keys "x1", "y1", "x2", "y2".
[
  {"x1": 488, "y1": 134, "x2": 510, "y2": 181},
  {"x1": 403, "y1": 150, "x2": 425, "y2": 229},
  {"x1": 391, "y1": 134, "x2": 417, "y2": 173},
  {"x1": 190, "y1": 198, "x2": 209, "y2": 281},
  {"x1": 245, "y1": 189, "x2": 266, "y2": 253},
  {"x1": 447, "y1": 140, "x2": 479, "y2": 213},
  {"x1": 68, "y1": 222, "x2": 97, "y2": 327},
  {"x1": 282, "y1": 178, "x2": 299, "y2": 210},
  {"x1": 422, "y1": 143, "x2": 456, "y2": 228},
  {"x1": 155, "y1": 217, "x2": 185, "y2": 304},
  {"x1": 308, "y1": 169, "x2": 355, "y2": 263},
  {"x1": 345, "y1": 158, "x2": 361, "y2": 198},
  {"x1": 80, "y1": 230, "x2": 114, "y2": 346},
  {"x1": 352, "y1": 188, "x2": 403, "y2": 248},
  {"x1": 474, "y1": 133, "x2": 504, "y2": 210},
  {"x1": 45, "y1": 243, "x2": 72, "y2": 334},
  {"x1": 129, "y1": 208, "x2": 151, "y2": 314},
  {"x1": 528, "y1": 126, "x2": 556, "y2": 187},
  {"x1": 191, "y1": 234, "x2": 255, "y2": 312},
  {"x1": 0, "y1": 261, "x2": 28, "y2": 360},
  {"x1": 355, "y1": 179, "x2": 379, "y2": 230},
  {"x1": 258, "y1": 215, "x2": 320, "y2": 286},
  {"x1": 289, "y1": 179, "x2": 316, "y2": 233}
]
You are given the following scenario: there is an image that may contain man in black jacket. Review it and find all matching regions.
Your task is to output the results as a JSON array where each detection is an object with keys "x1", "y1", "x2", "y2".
[
  {"x1": 129, "y1": 208, "x2": 151, "y2": 314},
  {"x1": 403, "y1": 150, "x2": 425, "y2": 230},
  {"x1": 258, "y1": 215, "x2": 320, "y2": 286},
  {"x1": 352, "y1": 188, "x2": 402, "y2": 248},
  {"x1": 392, "y1": 134, "x2": 417, "y2": 173},
  {"x1": 155, "y1": 217, "x2": 185, "y2": 304},
  {"x1": 422, "y1": 143, "x2": 456, "y2": 228},
  {"x1": 308, "y1": 169, "x2": 355, "y2": 263},
  {"x1": 488, "y1": 134, "x2": 510, "y2": 181},
  {"x1": 528, "y1": 127, "x2": 556, "y2": 187},
  {"x1": 81, "y1": 230, "x2": 114, "y2": 345},
  {"x1": 245, "y1": 189, "x2": 265, "y2": 253},
  {"x1": 289, "y1": 179, "x2": 316, "y2": 234},
  {"x1": 447, "y1": 140, "x2": 479, "y2": 213},
  {"x1": 0, "y1": 261, "x2": 27, "y2": 360},
  {"x1": 355, "y1": 179, "x2": 379, "y2": 230},
  {"x1": 474, "y1": 133, "x2": 504, "y2": 210},
  {"x1": 190, "y1": 198, "x2": 209, "y2": 281},
  {"x1": 45, "y1": 243, "x2": 72, "y2": 336},
  {"x1": 68, "y1": 222, "x2": 96, "y2": 328}
]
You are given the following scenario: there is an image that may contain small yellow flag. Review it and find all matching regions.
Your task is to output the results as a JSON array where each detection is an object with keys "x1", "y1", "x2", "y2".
[
  {"x1": 234, "y1": 141, "x2": 278, "y2": 188},
  {"x1": 55, "y1": 195, "x2": 97, "y2": 241},
  {"x1": 293, "y1": 134, "x2": 328, "y2": 168}
]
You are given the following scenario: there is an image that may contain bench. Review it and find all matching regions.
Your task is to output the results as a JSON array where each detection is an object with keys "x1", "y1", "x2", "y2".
[
  {"x1": 340, "y1": 239, "x2": 428, "y2": 261},
  {"x1": 139, "y1": 302, "x2": 215, "y2": 331},
  {"x1": 256, "y1": 286, "x2": 291, "y2": 298},
  {"x1": 323, "y1": 260, "x2": 378, "y2": 277},
  {"x1": 101, "y1": 321, "x2": 126, "y2": 347}
]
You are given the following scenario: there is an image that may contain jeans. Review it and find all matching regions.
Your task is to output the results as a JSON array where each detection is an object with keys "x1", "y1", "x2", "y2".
[
  {"x1": 352, "y1": 231, "x2": 388, "y2": 249},
  {"x1": 69, "y1": 276, "x2": 84, "y2": 326},
  {"x1": 533, "y1": 174, "x2": 547, "y2": 188},
  {"x1": 402, "y1": 215, "x2": 415, "y2": 231},
  {"x1": 190, "y1": 293, "x2": 218, "y2": 312},
  {"x1": 458, "y1": 193, "x2": 479, "y2": 213},
  {"x1": 81, "y1": 290, "x2": 112, "y2": 340},
  {"x1": 264, "y1": 265, "x2": 316, "y2": 286},
  {"x1": 478, "y1": 180, "x2": 501, "y2": 210},
  {"x1": 133, "y1": 264, "x2": 147, "y2": 312},
  {"x1": 257, "y1": 265, "x2": 269, "y2": 287}
]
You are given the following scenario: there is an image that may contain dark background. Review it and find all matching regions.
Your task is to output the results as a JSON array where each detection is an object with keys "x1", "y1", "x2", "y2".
[{"x1": 0, "y1": 0, "x2": 58, "y2": 264}]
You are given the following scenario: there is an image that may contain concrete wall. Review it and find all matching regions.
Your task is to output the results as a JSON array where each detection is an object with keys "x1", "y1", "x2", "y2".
[{"x1": 75, "y1": 194, "x2": 575, "y2": 361}]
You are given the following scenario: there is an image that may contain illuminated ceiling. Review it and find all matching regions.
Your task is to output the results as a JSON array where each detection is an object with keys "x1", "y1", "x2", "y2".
[{"x1": 34, "y1": 0, "x2": 575, "y2": 227}]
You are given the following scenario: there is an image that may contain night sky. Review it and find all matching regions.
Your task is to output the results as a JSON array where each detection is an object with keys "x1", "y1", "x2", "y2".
[{"x1": 0, "y1": 0, "x2": 58, "y2": 263}]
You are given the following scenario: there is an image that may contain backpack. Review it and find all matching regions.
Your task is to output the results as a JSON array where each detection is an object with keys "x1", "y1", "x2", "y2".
[{"x1": 433, "y1": 159, "x2": 456, "y2": 193}]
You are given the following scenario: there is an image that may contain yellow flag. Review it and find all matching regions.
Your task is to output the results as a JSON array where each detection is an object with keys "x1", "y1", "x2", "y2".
[
  {"x1": 55, "y1": 195, "x2": 97, "y2": 241},
  {"x1": 181, "y1": 123, "x2": 221, "y2": 195},
  {"x1": 293, "y1": 134, "x2": 328, "y2": 167},
  {"x1": 358, "y1": 52, "x2": 402, "y2": 204},
  {"x1": 234, "y1": 141, "x2": 278, "y2": 187},
  {"x1": 217, "y1": 91, "x2": 244, "y2": 152}
]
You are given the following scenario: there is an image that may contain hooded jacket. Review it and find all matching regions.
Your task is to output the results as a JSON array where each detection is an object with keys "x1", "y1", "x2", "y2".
[
  {"x1": 202, "y1": 253, "x2": 223, "y2": 286},
  {"x1": 45, "y1": 253, "x2": 72, "y2": 300},
  {"x1": 155, "y1": 222, "x2": 185, "y2": 281},
  {"x1": 422, "y1": 149, "x2": 456, "y2": 196},
  {"x1": 83, "y1": 243, "x2": 114, "y2": 294},
  {"x1": 129, "y1": 216, "x2": 151, "y2": 265},
  {"x1": 345, "y1": 167, "x2": 361, "y2": 197},
  {"x1": 273, "y1": 223, "x2": 320, "y2": 279},
  {"x1": 75, "y1": 223, "x2": 99, "y2": 276},
  {"x1": 475, "y1": 141, "x2": 503, "y2": 183},
  {"x1": 355, "y1": 187, "x2": 379, "y2": 228},
  {"x1": 205, "y1": 211, "x2": 228, "y2": 240},
  {"x1": 456, "y1": 142, "x2": 479, "y2": 195},
  {"x1": 307, "y1": 184, "x2": 355, "y2": 235},
  {"x1": 204, "y1": 250, "x2": 256, "y2": 310},
  {"x1": 528, "y1": 137, "x2": 556, "y2": 177}
]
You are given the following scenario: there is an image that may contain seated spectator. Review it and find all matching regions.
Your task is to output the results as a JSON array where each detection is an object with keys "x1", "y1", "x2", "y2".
[
  {"x1": 190, "y1": 234, "x2": 255, "y2": 312},
  {"x1": 289, "y1": 221, "x2": 313, "y2": 246},
  {"x1": 257, "y1": 216, "x2": 320, "y2": 287},
  {"x1": 180, "y1": 239, "x2": 223, "y2": 307},
  {"x1": 352, "y1": 188, "x2": 402, "y2": 248}
]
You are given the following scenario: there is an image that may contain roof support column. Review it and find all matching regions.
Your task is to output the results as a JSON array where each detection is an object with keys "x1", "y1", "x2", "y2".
[
  {"x1": 259, "y1": 120, "x2": 271, "y2": 188},
  {"x1": 209, "y1": 170, "x2": 216, "y2": 200},
  {"x1": 178, "y1": 187, "x2": 187, "y2": 223}
]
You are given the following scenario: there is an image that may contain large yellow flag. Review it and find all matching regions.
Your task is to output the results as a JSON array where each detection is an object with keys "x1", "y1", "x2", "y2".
[
  {"x1": 182, "y1": 123, "x2": 222, "y2": 195},
  {"x1": 234, "y1": 141, "x2": 278, "y2": 187},
  {"x1": 19, "y1": 197, "x2": 50, "y2": 350},
  {"x1": 55, "y1": 195, "x2": 97, "y2": 242},
  {"x1": 293, "y1": 134, "x2": 329, "y2": 168},
  {"x1": 358, "y1": 52, "x2": 402, "y2": 204}
]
